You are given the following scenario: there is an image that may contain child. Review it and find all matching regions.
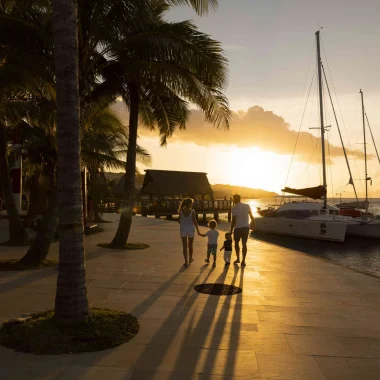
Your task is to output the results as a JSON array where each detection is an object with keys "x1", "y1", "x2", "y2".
[
  {"x1": 220, "y1": 232, "x2": 233, "y2": 266},
  {"x1": 199, "y1": 220, "x2": 219, "y2": 266}
]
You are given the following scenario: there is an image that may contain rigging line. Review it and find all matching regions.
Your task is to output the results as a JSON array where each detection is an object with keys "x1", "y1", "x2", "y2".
[
  {"x1": 327, "y1": 131, "x2": 334, "y2": 200},
  {"x1": 288, "y1": 141, "x2": 319, "y2": 188},
  {"x1": 365, "y1": 112, "x2": 380, "y2": 166},
  {"x1": 283, "y1": 69, "x2": 316, "y2": 190},
  {"x1": 281, "y1": 41, "x2": 316, "y2": 205},
  {"x1": 321, "y1": 39, "x2": 362, "y2": 191},
  {"x1": 295, "y1": 39, "x2": 317, "y2": 121},
  {"x1": 321, "y1": 63, "x2": 358, "y2": 200}
]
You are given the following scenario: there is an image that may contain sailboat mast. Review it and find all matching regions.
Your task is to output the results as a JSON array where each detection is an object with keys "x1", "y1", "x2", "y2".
[
  {"x1": 316, "y1": 31, "x2": 327, "y2": 208},
  {"x1": 360, "y1": 89, "x2": 369, "y2": 203}
]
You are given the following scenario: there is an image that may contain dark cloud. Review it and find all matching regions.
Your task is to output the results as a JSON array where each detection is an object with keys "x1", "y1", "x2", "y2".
[{"x1": 111, "y1": 102, "x2": 369, "y2": 163}]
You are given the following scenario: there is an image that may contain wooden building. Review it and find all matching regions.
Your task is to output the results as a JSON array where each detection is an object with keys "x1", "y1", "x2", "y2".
[
  {"x1": 105, "y1": 170, "x2": 231, "y2": 221},
  {"x1": 140, "y1": 170, "x2": 213, "y2": 199},
  {"x1": 138, "y1": 170, "x2": 231, "y2": 221}
]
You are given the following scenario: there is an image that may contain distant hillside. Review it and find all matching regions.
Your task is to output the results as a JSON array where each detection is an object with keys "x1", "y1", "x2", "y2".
[{"x1": 211, "y1": 184, "x2": 278, "y2": 199}]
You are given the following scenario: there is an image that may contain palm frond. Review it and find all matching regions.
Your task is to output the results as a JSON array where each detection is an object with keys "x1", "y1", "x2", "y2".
[{"x1": 165, "y1": 0, "x2": 218, "y2": 15}]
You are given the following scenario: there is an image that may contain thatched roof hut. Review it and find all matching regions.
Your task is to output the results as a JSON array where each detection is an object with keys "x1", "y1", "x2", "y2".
[
  {"x1": 111, "y1": 174, "x2": 143, "y2": 196},
  {"x1": 141, "y1": 170, "x2": 213, "y2": 198}
]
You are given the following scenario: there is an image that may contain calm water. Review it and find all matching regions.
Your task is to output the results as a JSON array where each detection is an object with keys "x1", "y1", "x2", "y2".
[{"x1": 216, "y1": 198, "x2": 380, "y2": 278}]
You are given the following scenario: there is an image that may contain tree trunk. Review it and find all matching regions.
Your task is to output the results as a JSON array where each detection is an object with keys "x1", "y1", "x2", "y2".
[
  {"x1": 24, "y1": 170, "x2": 44, "y2": 227},
  {"x1": 0, "y1": 124, "x2": 28, "y2": 243},
  {"x1": 19, "y1": 187, "x2": 58, "y2": 265},
  {"x1": 52, "y1": 0, "x2": 89, "y2": 324},
  {"x1": 111, "y1": 84, "x2": 139, "y2": 246}
]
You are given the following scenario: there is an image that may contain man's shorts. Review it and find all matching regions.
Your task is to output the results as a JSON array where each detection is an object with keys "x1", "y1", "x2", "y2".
[
  {"x1": 234, "y1": 227, "x2": 250, "y2": 243},
  {"x1": 207, "y1": 244, "x2": 218, "y2": 255}
]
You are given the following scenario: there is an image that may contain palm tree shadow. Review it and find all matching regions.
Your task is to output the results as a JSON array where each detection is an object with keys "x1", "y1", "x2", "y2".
[
  {"x1": 169, "y1": 265, "x2": 243, "y2": 380},
  {"x1": 126, "y1": 264, "x2": 228, "y2": 379}
]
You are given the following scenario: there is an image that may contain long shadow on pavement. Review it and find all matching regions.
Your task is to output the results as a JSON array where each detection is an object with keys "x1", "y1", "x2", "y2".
[{"x1": 127, "y1": 264, "x2": 239, "y2": 379}]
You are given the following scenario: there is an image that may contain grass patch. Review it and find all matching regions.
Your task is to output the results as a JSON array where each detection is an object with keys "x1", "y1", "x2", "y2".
[
  {"x1": 0, "y1": 308, "x2": 139, "y2": 354},
  {"x1": 0, "y1": 260, "x2": 57, "y2": 271},
  {"x1": 97, "y1": 242, "x2": 149, "y2": 250},
  {"x1": 0, "y1": 240, "x2": 30, "y2": 247}
]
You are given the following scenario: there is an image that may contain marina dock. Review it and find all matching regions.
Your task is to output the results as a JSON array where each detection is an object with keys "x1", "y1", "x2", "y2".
[{"x1": 1, "y1": 214, "x2": 380, "y2": 378}]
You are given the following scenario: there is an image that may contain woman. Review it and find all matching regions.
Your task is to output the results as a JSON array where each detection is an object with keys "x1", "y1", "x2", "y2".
[{"x1": 179, "y1": 198, "x2": 200, "y2": 266}]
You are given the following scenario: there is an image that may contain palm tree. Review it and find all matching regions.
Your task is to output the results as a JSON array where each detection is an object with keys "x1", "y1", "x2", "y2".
[
  {"x1": 110, "y1": 3, "x2": 230, "y2": 246},
  {"x1": 52, "y1": 0, "x2": 89, "y2": 324},
  {"x1": 0, "y1": 123, "x2": 28, "y2": 243},
  {"x1": 0, "y1": 0, "x2": 53, "y2": 245}
]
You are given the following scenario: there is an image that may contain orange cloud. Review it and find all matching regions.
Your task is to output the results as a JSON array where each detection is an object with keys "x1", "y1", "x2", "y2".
[{"x1": 112, "y1": 102, "x2": 370, "y2": 163}]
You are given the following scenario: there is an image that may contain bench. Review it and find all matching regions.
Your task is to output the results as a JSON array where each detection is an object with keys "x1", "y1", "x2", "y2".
[{"x1": 84, "y1": 223, "x2": 97, "y2": 235}]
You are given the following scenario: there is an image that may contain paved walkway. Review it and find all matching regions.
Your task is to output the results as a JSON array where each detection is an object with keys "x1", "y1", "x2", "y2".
[{"x1": 1, "y1": 214, "x2": 380, "y2": 379}]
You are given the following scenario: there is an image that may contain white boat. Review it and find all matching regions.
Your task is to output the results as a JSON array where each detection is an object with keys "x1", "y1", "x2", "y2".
[
  {"x1": 335, "y1": 90, "x2": 380, "y2": 239},
  {"x1": 255, "y1": 31, "x2": 380, "y2": 241},
  {"x1": 255, "y1": 31, "x2": 349, "y2": 242},
  {"x1": 255, "y1": 201, "x2": 347, "y2": 242}
]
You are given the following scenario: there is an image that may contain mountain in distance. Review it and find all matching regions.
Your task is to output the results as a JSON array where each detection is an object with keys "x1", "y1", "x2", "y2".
[{"x1": 211, "y1": 184, "x2": 278, "y2": 199}]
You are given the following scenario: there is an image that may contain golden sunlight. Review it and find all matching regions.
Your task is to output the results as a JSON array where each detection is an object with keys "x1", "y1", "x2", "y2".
[{"x1": 226, "y1": 147, "x2": 291, "y2": 192}]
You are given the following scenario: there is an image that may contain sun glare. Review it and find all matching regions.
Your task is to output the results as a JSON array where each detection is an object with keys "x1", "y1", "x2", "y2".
[{"x1": 227, "y1": 147, "x2": 290, "y2": 192}]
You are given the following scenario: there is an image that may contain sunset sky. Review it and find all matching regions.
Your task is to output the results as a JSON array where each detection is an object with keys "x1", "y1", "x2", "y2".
[{"x1": 115, "y1": 0, "x2": 380, "y2": 197}]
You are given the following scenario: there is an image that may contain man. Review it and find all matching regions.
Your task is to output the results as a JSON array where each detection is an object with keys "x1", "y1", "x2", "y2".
[{"x1": 230, "y1": 194, "x2": 255, "y2": 266}]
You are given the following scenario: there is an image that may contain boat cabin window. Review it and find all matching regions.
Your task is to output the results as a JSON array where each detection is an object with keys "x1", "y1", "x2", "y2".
[{"x1": 329, "y1": 210, "x2": 338, "y2": 215}]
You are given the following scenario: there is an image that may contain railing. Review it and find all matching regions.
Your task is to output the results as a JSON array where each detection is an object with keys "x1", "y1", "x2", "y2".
[{"x1": 99, "y1": 199, "x2": 232, "y2": 215}]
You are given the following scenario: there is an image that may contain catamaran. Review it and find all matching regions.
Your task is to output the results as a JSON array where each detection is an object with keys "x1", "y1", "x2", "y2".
[{"x1": 255, "y1": 31, "x2": 349, "y2": 242}]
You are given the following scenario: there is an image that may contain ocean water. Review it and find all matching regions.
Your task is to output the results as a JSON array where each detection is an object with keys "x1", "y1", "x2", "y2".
[{"x1": 216, "y1": 198, "x2": 380, "y2": 278}]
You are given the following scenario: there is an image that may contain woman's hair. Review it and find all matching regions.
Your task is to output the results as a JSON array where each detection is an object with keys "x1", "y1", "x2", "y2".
[
  {"x1": 179, "y1": 198, "x2": 193, "y2": 212},
  {"x1": 208, "y1": 219, "x2": 217, "y2": 228}
]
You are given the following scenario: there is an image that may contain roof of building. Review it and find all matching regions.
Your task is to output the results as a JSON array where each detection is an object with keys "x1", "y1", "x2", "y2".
[
  {"x1": 112, "y1": 175, "x2": 142, "y2": 195},
  {"x1": 140, "y1": 170, "x2": 213, "y2": 196}
]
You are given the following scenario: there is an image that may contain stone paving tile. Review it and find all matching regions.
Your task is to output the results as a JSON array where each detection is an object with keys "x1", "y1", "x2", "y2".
[
  {"x1": 2, "y1": 215, "x2": 380, "y2": 378},
  {"x1": 57, "y1": 364, "x2": 133, "y2": 380},
  {"x1": 257, "y1": 311, "x2": 307, "y2": 325},
  {"x1": 315, "y1": 357, "x2": 380, "y2": 380},
  {"x1": 129, "y1": 369, "x2": 258, "y2": 379},
  {"x1": 256, "y1": 322, "x2": 309, "y2": 335},
  {"x1": 285, "y1": 334, "x2": 347, "y2": 356},
  {"x1": 256, "y1": 353, "x2": 327, "y2": 380},
  {"x1": 0, "y1": 360, "x2": 70, "y2": 380},
  {"x1": 300, "y1": 312, "x2": 380, "y2": 330}
]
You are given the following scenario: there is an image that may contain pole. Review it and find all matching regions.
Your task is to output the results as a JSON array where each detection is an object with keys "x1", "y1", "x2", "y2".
[
  {"x1": 316, "y1": 31, "x2": 327, "y2": 208},
  {"x1": 365, "y1": 112, "x2": 380, "y2": 166},
  {"x1": 360, "y1": 90, "x2": 368, "y2": 203},
  {"x1": 321, "y1": 64, "x2": 358, "y2": 201},
  {"x1": 10, "y1": 127, "x2": 23, "y2": 214}
]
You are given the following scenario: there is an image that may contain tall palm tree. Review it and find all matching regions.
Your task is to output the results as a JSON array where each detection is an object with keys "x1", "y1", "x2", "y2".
[
  {"x1": 52, "y1": 0, "x2": 89, "y2": 324},
  {"x1": 0, "y1": 123, "x2": 28, "y2": 243},
  {"x1": 110, "y1": 3, "x2": 230, "y2": 246},
  {"x1": 0, "y1": 0, "x2": 53, "y2": 245}
]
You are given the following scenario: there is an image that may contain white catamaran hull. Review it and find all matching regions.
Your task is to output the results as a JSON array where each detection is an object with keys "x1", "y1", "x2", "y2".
[
  {"x1": 346, "y1": 222, "x2": 380, "y2": 239},
  {"x1": 255, "y1": 217, "x2": 347, "y2": 242}
]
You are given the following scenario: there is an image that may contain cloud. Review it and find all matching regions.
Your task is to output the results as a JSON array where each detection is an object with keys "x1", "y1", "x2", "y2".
[
  {"x1": 223, "y1": 44, "x2": 246, "y2": 51},
  {"x1": 111, "y1": 102, "x2": 369, "y2": 163}
]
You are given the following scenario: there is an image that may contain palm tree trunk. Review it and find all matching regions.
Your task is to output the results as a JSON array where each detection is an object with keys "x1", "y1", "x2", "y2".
[
  {"x1": 0, "y1": 124, "x2": 28, "y2": 243},
  {"x1": 24, "y1": 170, "x2": 43, "y2": 227},
  {"x1": 111, "y1": 84, "x2": 139, "y2": 246},
  {"x1": 52, "y1": 0, "x2": 89, "y2": 324},
  {"x1": 19, "y1": 187, "x2": 58, "y2": 265}
]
